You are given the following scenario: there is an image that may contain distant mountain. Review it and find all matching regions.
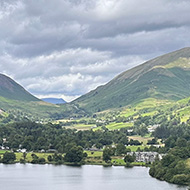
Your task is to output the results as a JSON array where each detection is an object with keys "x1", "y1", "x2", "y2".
[
  {"x1": 42, "y1": 98, "x2": 66, "y2": 104},
  {"x1": 0, "y1": 74, "x2": 39, "y2": 101},
  {"x1": 73, "y1": 47, "x2": 190, "y2": 113}
]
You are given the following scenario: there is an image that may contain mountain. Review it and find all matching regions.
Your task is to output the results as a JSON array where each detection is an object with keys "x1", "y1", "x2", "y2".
[
  {"x1": 0, "y1": 74, "x2": 39, "y2": 101},
  {"x1": 0, "y1": 74, "x2": 58, "y2": 118},
  {"x1": 73, "y1": 47, "x2": 190, "y2": 113},
  {"x1": 42, "y1": 98, "x2": 66, "y2": 104},
  {"x1": 0, "y1": 74, "x2": 86, "y2": 120}
]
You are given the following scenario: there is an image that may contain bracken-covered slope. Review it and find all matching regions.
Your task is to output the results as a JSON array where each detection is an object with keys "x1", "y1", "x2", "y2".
[
  {"x1": 0, "y1": 74, "x2": 39, "y2": 101},
  {"x1": 73, "y1": 47, "x2": 190, "y2": 113}
]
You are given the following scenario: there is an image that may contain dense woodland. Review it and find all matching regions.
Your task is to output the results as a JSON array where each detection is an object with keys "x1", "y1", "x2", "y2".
[
  {"x1": 0, "y1": 121, "x2": 143, "y2": 152},
  {"x1": 1, "y1": 112, "x2": 190, "y2": 185},
  {"x1": 150, "y1": 123, "x2": 190, "y2": 185}
]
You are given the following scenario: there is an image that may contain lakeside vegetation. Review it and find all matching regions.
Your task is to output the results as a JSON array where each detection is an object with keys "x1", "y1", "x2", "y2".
[
  {"x1": 0, "y1": 149, "x2": 148, "y2": 167},
  {"x1": 150, "y1": 123, "x2": 190, "y2": 185},
  {"x1": 0, "y1": 120, "x2": 160, "y2": 166},
  {"x1": 1, "y1": 110, "x2": 190, "y2": 186},
  {"x1": 1, "y1": 94, "x2": 190, "y2": 186}
]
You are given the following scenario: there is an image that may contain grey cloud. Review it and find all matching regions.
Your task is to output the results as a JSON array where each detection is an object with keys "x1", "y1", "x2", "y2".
[
  {"x1": 1, "y1": 0, "x2": 190, "y2": 57},
  {"x1": 0, "y1": 0, "x2": 190, "y2": 101},
  {"x1": 0, "y1": 48, "x2": 144, "y2": 101}
]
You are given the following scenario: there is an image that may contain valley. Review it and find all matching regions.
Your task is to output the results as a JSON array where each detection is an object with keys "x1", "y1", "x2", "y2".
[{"x1": 1, "y1": 48, "x2": 190, "y2": 186}]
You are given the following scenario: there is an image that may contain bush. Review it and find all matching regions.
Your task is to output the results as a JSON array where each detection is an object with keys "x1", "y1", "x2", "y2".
[
  {"x1": 38, "y1": 158, "x2": 46, "y2": 164},
  {"x1": 20, "y1": 158, "x2": 26, "y2": 164},
  {"x1": 31, "y1": 157, "x2": 46, "y2": 164},
  {"x1": 124, "y1": 154, "x2": 135, "y2": 163},
  {"x1": 47, "y1": 155, "x2": 53, "y2": 162},
  {"x1": 172, "y1": 174, "x2": 190, "y2": 185},
  {"x1": 1, "y1": 152, "x2": 16, "y2": 164},
  {"x1": 103, "y1": 148, "x2": 112, "y2": 163}
]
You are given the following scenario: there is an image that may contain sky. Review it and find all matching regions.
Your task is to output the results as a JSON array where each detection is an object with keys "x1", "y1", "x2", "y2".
[{"x1": 0, "y1": 0, "x2": 190, "y2": 102}]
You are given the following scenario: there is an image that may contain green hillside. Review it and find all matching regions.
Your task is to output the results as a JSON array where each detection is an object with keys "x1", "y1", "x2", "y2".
[
  {"x1": 0, "y1": 74, "x2": 39, "y2": 101},
  {"x1": 0, "y1": 95, "x2": 86, "y2": 121},
  {"x1": 73, "y1": 47, "x2": 190, "y2": 113},
  {"x1": 0, "y1": 74, "x2": 86, "y2": 120}
]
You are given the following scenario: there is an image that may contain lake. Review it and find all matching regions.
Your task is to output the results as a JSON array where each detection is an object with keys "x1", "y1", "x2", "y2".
[{"x1": 0, "y1": 164, "x2": 187, "y2": 190}]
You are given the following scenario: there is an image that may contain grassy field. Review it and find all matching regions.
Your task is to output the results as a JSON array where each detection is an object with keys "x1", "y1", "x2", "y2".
[
  {"x1": 0, "y1": 150, "x2": 8, "y2": 154},
  {"x1": 106, "y1": 122, "x2": 133, "y2": 130},
  {"x1": 14, "y1": 151, "x2": 103, "y2": 163},
  {"x1": 120, "y1": 108, "x2": 137, "y2": 117},
  {"x1": 163, "y1": 57, "x2": 190, "y2": 69},
  {"x1": 186, "y1": 158, "x2": 190, "y2": 168},
  {"x1": 1, "y1": 149, "x2": 149, "y2": 166},
  {"x1": 128, "y1": 136, "x2": 153, "y2": 145},
  {"x1": 85, "y1": 150, "x2": 147, "y2": 166},
  {"x1": 65, "y1": 124, "x2": 96, "y2": 131},
  {"x1": 85, "y1": 151, "x2": 103, "y2": 157},
  {"x1": 141, "y1": 111, "x2": 158, "y2": 117},
  {"x1": 127, "y1": 145, "x2": 147, "y2": 152},
  {"x1": 93, "y1": 122, "x2": 133, "y2": 131},
  {"x1": 15, "y1": 152, "x2": 54, "y2": 162},
  {"x1": 112, "y1": 157, "x2": 125, "y2": 165},
  {"x1": 120, "y1": 98, "x2": 173, "y2": 120},
  {"x1": 135, "y1": 98, "x2": 172, "y2": 110},
  {"x1": 176, "y1": 106, "x2": 190, "y2": 122},
  {"x1": 85, "y1": 151, "x2": 125, "y2": 166}
]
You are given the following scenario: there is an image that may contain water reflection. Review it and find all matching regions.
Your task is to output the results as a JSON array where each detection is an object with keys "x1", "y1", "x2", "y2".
[{"x1": 0, "y1": 164, "x2": 186, "y2": 190}]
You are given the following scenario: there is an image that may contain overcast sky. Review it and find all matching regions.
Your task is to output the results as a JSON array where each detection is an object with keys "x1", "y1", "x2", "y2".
[{"x1": 0, "y1": 0, "x2": 190, "y2": 102}]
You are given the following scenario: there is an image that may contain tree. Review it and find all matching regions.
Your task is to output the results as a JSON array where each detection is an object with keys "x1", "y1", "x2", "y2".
[
  {"x1": 115, "y1": 143, "x2": 126, "y2": 155},
  {"x1": 103, "y1": 148, "x2": 112, "y2": 163},
  {"x1": 23, "y1": 152, "x2": 27, "y2": 161},
  {"x1": 38, "y1": 158, "x2": 46, "y2": 164},
  {"x1": 124, "y1": 154, "x2": 135, "y2": 163},
  {"x1": 64, "y1": 146, "x2": 85, "y2": 163},
  {"x1": 53, "y1": 153, "x2": 63, "y2": 163},
  {"x1": 147, "y1": 138, "x2": 158, "y2": 145},
  {"x1": 2, "y1": 152, "x2": 16, "y2": 164},
  {"x1": 47, "y1": 155, "x2": 53, "y2": 162},
  {"x1": 36, "y1": 137, "x2": 47, "y2": 150},
  {"x1": 161, "y1": 154, "x2": 176, "y2": 167},
  {"x1": 172, "y1": 174, "x2": 190, "y2": 185},
  {"x1": 96, "y1": 143, "x2": 103, "y2": 149},
  {"x1": 176, "y1": 138, "x2": 187, "y2": 148}
]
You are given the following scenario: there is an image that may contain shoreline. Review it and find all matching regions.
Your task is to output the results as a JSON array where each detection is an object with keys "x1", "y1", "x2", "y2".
[{"x1": 0, "y1": 161, "x2": 187, "y2": 187}]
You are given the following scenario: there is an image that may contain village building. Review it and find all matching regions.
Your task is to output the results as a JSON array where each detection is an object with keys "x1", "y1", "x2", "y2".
[{"x1": 127, "y1": 152, "x2": 164, "y2": 163}]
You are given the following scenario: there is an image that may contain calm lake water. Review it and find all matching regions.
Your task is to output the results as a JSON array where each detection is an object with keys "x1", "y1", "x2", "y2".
[{"x1": 0, "y1": 164, "x2": 187, "y2": 190}]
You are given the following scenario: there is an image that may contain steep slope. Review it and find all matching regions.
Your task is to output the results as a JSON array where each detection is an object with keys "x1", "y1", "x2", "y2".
[
  {"x1": 73, "y1": 47, "x2": 190, "y2": 113},
  {"x1": 0, "y1": 74, "x2": 39, "y2": 101},
  {"x1": 0, "y1": 74, "x2": 86, "y2": 120}
]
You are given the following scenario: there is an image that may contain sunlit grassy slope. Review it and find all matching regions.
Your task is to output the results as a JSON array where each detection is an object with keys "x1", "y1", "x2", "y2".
[
  {"x1": 73, "y1": 48, "x2": 190, "y2": 113},
  {"x1": 186, "y1": 158, "x2": 190, "y2": 168},
  {"x1": 0, "y1": 96, "x2": 85, "y2": 119},
  {"x1": 2, "y1": 48, "x2": 190, "y2": 120},
  {"x1": 0, "y1": 74, "x2": 39, "y2": 101}
]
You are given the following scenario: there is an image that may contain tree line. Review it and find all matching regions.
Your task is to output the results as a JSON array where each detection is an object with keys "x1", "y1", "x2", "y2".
[
  {"x1": 150, "y1": 121, "x2": 190, "y2": 185},
  {"x1": 0, "y1": 121, "x2": 142, "y2": 152}
]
